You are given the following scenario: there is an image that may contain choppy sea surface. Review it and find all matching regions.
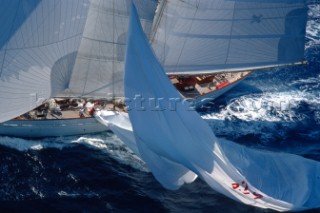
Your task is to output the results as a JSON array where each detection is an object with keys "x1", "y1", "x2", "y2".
[{"x1": 1, "y1": 3, "x2": 320, "y2": 213}]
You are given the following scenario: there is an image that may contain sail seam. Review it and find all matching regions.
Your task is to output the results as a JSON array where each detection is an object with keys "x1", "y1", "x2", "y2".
[
  {"x1": 81, "y1": 0, "x2": 102, "y2": 96},
  {"x1": 175, "y1": 1, "x2": 199, "y2": 72},
  {"x1": 150, "y1": 0, "x2": 167, "y2": 42},
  {"x1": 2, "y1": 33, "x2": 83, "y2": 51},
  {"x1": 224, "y1": 2, "x2": 236, "y2": 66}
]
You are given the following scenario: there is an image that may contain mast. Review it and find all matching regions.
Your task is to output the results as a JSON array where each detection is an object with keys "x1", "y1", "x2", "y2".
[
  {"x1": 150, "y1": 0, "x2": 167, "y2": 42},
  {"x1": 112, "y1": 0, "x2": 115, "y2": 100}
]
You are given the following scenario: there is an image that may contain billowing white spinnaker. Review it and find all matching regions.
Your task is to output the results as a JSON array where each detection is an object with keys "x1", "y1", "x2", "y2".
[
  {"x1": 98, "y1": 3, "x2": 320, "y2": 212},
  {"x1": 95, "y1": 110, "x2": 141, "y2": 157},
  {"x1": 97, "y1": 107, "x2": 320, "y2": 211}
]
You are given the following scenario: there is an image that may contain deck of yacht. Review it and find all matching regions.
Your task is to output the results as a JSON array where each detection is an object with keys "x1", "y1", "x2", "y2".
[
  {"x1": 45, "y1": 109, "x2": 92, "y2": 119},
  {"x1": 12, "y1": 71, "x2": 251, "y2": 121},
  {"x1": 171, "y1": 71, "x2": 251, "y2": 98},
  {"x1": 14, "y1": 102, "x2": 124, "y2": 121}
]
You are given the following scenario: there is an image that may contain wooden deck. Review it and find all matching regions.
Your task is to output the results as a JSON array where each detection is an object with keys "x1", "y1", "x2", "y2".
[
  {"x1": 14, "y1": 102, "x2": 124, "y2": 121},
  {"x1": 46, "y1": 109, "x2": 91, "y2": 119},
  {"x1": 171, "y1": 71, "x2": 251, "y2": 99}
]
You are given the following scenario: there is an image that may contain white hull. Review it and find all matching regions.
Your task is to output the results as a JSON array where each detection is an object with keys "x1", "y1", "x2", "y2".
[
  {"x1": 0, "y1": 117, "x2": 107, "y2": 138},
  {"x1": 0, "y1": 75, "x2": 247, "y2": 138}
]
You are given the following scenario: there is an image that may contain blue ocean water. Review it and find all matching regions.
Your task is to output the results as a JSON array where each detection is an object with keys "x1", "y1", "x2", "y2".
[{"x1": 0, "y1": 3, "x2": 320, "y2": 213}]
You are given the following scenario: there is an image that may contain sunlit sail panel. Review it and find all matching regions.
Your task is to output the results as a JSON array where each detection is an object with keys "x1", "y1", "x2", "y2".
[
  {"x1": 0, "y1": 0, "x2": 90, "y2": 123},
  {"x1": 64, "y1": 0, "x2": 157, "y2": 98},
  {"x1": 152, "y1": 0, "x2": 308, "y2": 74}
]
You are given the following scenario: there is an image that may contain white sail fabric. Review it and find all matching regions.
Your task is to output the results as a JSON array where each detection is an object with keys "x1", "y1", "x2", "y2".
[
  {"x1": 122, "y1": 3, "x2": 320, "y2": 211},
  {"x1": 63, "y1": 0, "x2": 157, "y2": 98},
  {"x1": 0, "y1": 0, "x2": 157, "y2": 123},
  {"x1": 151, "y1": 0, "x2": 308, "y2": 74},
  {"x1": 95, "y1": 110, "x2": 140, "y2": 156},
  {"x1": 0, "y1": 0, "x2": 90, "y2": 123}
]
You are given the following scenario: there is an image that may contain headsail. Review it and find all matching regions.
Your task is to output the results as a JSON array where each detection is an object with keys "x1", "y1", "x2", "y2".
[
  {"x1": 124, "y1": 3, "x2": 320, "y2": 211},
  {"x1": 151, "y1": 0, "x2": 308, "y2": 74},
  {"x1": 60, "y1": 0, "x2": 157, "y2": 98}
]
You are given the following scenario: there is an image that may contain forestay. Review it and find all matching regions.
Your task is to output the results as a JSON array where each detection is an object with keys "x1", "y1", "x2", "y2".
[
  {"x1": 124, "y1": 3, "x2": 320, "y2": 211},
  {"x1": 151, "y1": 0, "x2": 308, "y2": 74}
]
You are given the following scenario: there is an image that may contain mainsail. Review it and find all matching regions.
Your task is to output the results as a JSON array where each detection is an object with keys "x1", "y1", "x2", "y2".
[
  {"x1": 0, "y1": 0, "x2": 90, "y2": 123},
  {"x1": 121, "y1": 3, "x2": 320, "y2": 211},
  {"x1": 0, "y1": 0, "x2": 157, "y2": 123},
  {"x1": 151, "y1": 0, "x2": 308, "y2": 74}
]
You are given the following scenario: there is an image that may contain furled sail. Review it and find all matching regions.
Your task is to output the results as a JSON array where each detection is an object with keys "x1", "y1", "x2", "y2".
[
  {"x1": 60, "y1": 0, "x2": 157, "y2": 98},
  {"x1": 121, "y1": 3, "x2": 320, "y2": 211},
  {"x1": 151, "y1": 0, "x2": 308, "y2": 74},
  {"x1": 0, "y1": 0, "x2": 90, "y2": 123}
]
